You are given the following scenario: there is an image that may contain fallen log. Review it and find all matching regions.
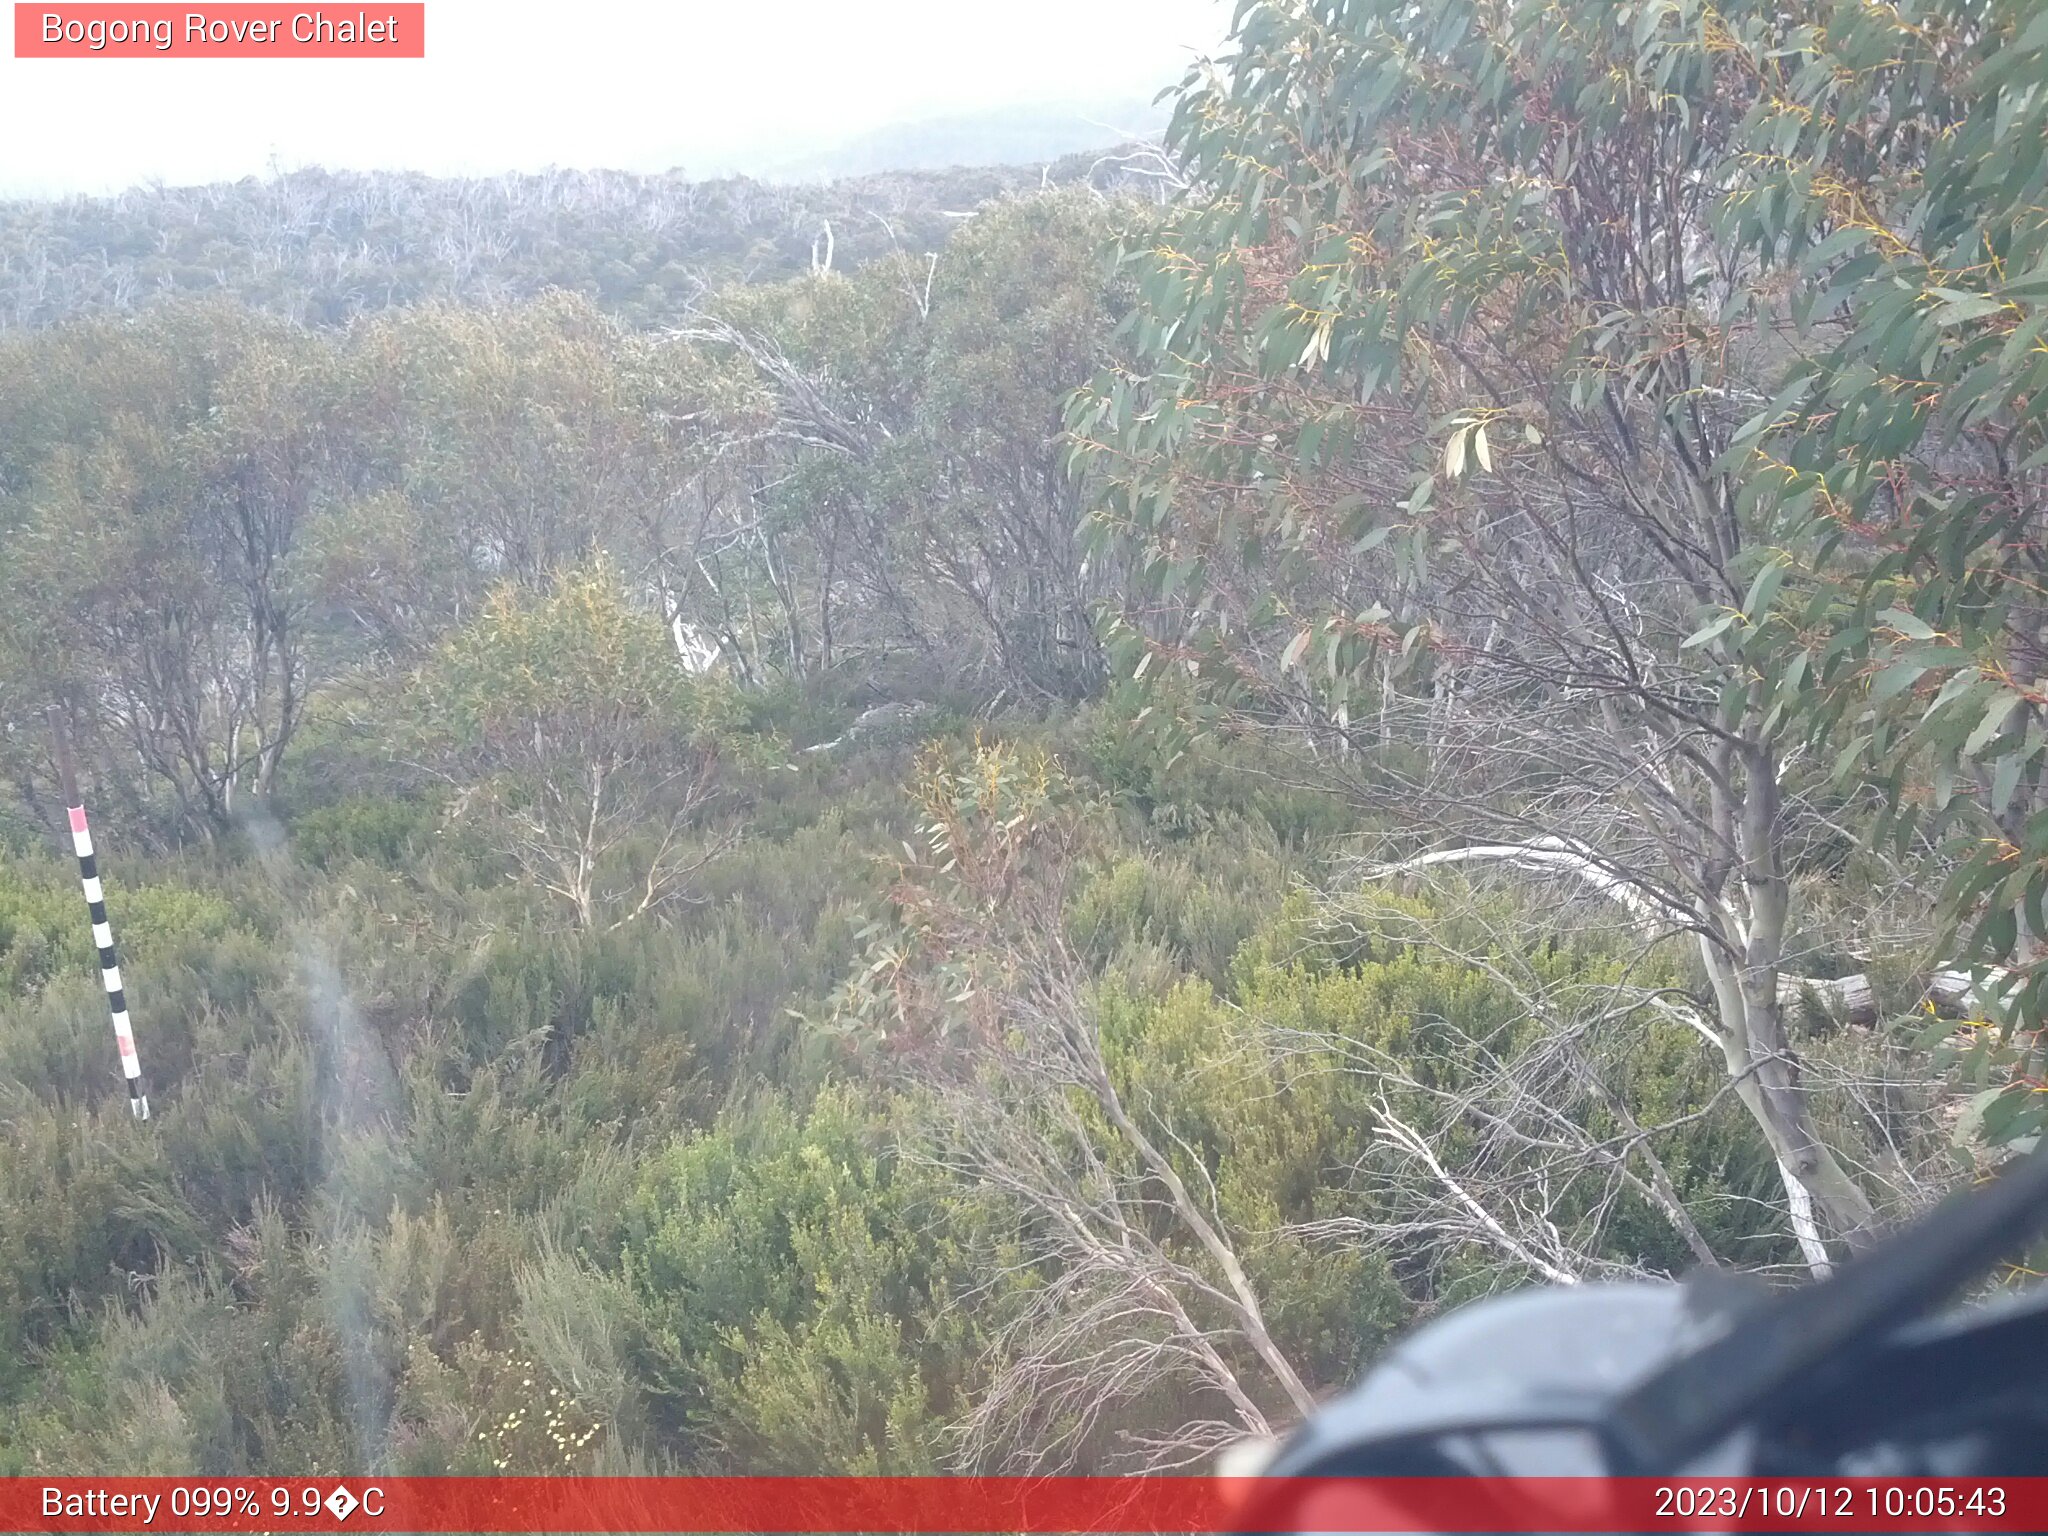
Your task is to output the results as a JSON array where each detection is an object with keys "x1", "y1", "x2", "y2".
[
  {"x1": 1927, "y1": 967, "x2": 2022, "y2": 1019},
  {"x1": 1777, "y1": 972, "x2": 1878, "y2": 1029}
]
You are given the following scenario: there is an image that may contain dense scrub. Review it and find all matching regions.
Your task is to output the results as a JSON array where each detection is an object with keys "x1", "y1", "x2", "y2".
[
  {"x1": 8, "y1": 0, "x2": 2042, "y2": 1474},
  {"x1": 0, "y1": 708, "x2": 1811, "y2": 1471}
]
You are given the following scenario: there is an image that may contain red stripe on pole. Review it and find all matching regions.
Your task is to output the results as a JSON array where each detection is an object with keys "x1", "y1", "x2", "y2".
[
  {"x1": 6, "y1": 1477, "x2": 2045, "y2": 1533},
  {"x1": 68, "y1": 805, "x2": 88, "y2": 834}
]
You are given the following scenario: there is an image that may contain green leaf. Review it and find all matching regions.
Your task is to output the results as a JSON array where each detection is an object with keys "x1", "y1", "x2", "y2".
[
  {"x1": 1951, "y1": 1085, "x2": 2008, "y2": 1147},
  {"x1": 1965, "y1": 691, "x2": 2021, "y2": 757},
  {"x1": 1681, "y1": 610, "x2": 1741, "y2": 649},
  {"x1": 1869, "y1": 659, "x2": 1927, "y2": 704},
  {"x1": 1930, "y1": 294, "x2": 2005, "y2": 327},
  {"x1": 1909, "y1": 1014, "x2": 1960, "y2": 1052},
  {"x1": 1443, "y1": 426, "x2": 1470, "y2": 480},
  {"x1": 1743, "y1": 560, "x2": 1788, "y2": 621},
  {"x1": 1993, "y1": 750, "x2": 2026, "y2": 815},
  {"x1": 1797, "y1": 224, "x2": 1871, "y2": 276}
]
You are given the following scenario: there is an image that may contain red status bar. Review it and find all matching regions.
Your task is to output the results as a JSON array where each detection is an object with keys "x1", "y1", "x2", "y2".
[{"x1": 4, "y1": 1476, "x2": 2043, "y2": 1533}]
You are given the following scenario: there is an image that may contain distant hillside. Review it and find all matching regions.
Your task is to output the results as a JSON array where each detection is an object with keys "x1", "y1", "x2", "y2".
[
  {"x1": 0, "y1": 149, "x2": 1172, "y2": 332},
  {"x1": 758, "y1": 99, "x2": 1170, "y2": 182}
]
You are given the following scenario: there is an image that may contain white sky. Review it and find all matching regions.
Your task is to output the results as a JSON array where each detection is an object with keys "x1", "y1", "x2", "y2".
[{"x1": 0, "y1": 0, "x2": 1228, "y2": 197}]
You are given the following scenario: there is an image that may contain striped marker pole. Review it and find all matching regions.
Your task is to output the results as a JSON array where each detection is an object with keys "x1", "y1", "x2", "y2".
[{"x1": 66, "y1": 803, "x2": 149, "y2": 1120}]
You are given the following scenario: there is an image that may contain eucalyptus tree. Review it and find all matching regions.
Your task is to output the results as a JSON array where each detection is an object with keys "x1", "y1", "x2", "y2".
[
  {"x1": 0, "y1": 304, "x2": 333, "y2": 836},
  {"x1": 1064, "y1": 0, "x2": 2023, "y2": 1258},
  {"x1": 662, "y1": 193, "x2": 1125, "y2": 696},
  {"x1": 407, "y1": 561, "x2": 748, "y2": 933},
  {"x1": 312, "y1": 294, "x2": 668, "y2": 657},
  {"x1": 1710, "y1": 1, "x2": 2048, "y2": 1152}
]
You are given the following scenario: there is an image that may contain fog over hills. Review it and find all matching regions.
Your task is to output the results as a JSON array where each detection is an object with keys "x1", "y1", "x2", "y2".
[
  {"x1": 0, "y1": 0, "x2": 1221, "y2": 198},
  {"x1": 752, "y1": 98, "x2": 1171, "y2": 181}
]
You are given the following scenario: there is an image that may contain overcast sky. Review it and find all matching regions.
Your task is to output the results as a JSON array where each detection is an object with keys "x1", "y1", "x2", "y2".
[{"x1": 0, "y1": 0, "x2": 1228, "y2": 197}]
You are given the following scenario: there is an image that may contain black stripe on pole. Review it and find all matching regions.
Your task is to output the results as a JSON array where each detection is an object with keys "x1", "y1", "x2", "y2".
[{"x1": 66, "y1": 804, "x2": 148, "y2": 1120}]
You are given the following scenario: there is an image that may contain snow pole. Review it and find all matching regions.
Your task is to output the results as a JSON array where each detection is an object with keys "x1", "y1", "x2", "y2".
[{"x1": 50, "y1": 710, "x2": 149, "y2": 1119}]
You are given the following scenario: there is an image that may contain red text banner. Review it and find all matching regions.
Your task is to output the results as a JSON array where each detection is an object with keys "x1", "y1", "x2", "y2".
[
  {"x1": 4, "y1": 1476, "x2": 2045, "y2": 1533},
  {"x1": 14, "y1": 5, "x2": 424, "y2": 57}
]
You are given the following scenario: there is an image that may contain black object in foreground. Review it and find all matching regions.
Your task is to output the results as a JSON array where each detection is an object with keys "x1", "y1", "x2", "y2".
[{"x1": 1253, "y1": 1149, "x2": 2048, "y2": 1495}]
